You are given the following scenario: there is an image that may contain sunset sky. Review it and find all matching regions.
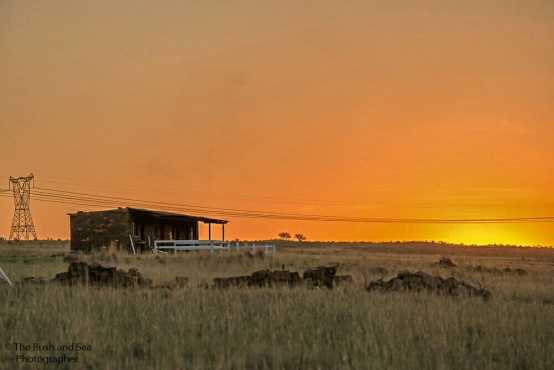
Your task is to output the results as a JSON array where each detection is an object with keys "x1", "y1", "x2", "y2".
[{"x1": 1, "y1": 1, "x2": 553, "y2": 245}]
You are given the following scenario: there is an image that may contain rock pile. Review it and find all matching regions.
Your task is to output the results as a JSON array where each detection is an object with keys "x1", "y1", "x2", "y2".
[
  {"x1": 53, "y1": 262, "x2": 152, "y2": 288},
  {"x1": 303, "y1": 266, "x2": 337, "y2": 288},
  {"x1": 213, "y1": 266, "x2": 353, "y2": 289},
  {"x1": 250, "y1": 269, "x2": 302, "y2": 287},
  {"x1": 213, "y1": 269, "x2": 301, "y2": 289},
  {"x1": 367, "y1": 271, "x2": 491, "y2": 300},
  {"x1": 19, "y1": 262, "x2": 358, "y2": 291},
  {"x1": 304, "y1": 266, "x2": 353, "y2": 288},
  {"x1": 299, "y1": 265, "x2": 353, "y2": 288}
]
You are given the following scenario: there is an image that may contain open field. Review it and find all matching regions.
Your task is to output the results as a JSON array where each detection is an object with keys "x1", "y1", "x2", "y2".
[{"x1": 1, "y1": 241, "x2": 554, "y2": 370}]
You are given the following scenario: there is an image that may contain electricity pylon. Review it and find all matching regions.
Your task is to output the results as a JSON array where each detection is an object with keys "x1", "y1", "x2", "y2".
[{"x1": 9, "y1": 174, "x2": 38, "y2": 240}]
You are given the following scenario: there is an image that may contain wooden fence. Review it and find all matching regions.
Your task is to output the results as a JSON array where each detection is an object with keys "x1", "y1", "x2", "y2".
[{"x1": 153, "y1": 240, "x2": 276, "y2": 254}]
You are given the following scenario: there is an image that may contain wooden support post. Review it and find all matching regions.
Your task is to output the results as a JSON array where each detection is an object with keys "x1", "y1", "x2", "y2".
[
  {"x1": 129, "y1": 234, "x2": 137, "y2": 255},
  {"x1": 222, "y1": 224, "x2": 225, "y2": 242}
]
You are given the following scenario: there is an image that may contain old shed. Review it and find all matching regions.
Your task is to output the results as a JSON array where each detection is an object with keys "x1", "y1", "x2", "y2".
[{"x1": 69, "y1": 207, "x2": 228, "y2": 252}]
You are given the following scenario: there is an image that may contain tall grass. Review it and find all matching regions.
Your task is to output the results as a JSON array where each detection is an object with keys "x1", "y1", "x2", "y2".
[{"x1": 1, "y1": 241, "x2": 553, "y2": 369}]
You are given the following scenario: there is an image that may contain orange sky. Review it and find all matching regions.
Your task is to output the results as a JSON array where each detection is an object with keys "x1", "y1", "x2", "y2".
[{"x1": 1, "y1": 1, "x2": 553, "y2": 245}]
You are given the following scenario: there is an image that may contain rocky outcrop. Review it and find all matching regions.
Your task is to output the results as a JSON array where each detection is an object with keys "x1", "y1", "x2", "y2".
[
  {"x1": 213, "y1": 266, "x2": 353, "y2": 289},
  {"x1": 303, "y1": 266, "x2": 337, "y2": 288},
  {"x1": 367, "y1": 271, "x2": 491, "y2": 300},
  {"x1": 53, "y1": 262, "x2": 152, "y2": 288},
  {"x1": 213, "y1": 269, "x2": 301, "y2": 289}
]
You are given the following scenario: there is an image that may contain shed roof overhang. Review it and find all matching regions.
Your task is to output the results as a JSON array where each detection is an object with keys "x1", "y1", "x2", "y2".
[
  {"x1": 127, "y1": 208, "x2": 228, "y2": 224},
  {"x1": 68, "y1": 207, "x2": 228, "y2": 225}
]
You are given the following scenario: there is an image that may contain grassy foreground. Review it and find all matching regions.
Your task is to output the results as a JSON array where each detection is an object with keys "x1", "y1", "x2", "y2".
[{"x1": 1, "y1": 241, "x2": 553, "y2": 370}]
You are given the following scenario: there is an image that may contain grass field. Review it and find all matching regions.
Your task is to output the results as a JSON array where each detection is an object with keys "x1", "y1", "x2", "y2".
[{"x1": 1, "y1": 240, "x2": 553, "y2": 370}]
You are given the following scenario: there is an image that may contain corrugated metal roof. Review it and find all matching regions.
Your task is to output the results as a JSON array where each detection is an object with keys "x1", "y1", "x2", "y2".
[
  {"x1": 127, "y1": 208, "x2": 228, "y2": 224},
  {"x1": 68, "y1": 207, "x2": 228, "y2": 224}
]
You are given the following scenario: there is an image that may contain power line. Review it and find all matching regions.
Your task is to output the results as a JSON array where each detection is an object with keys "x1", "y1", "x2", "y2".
[
  {"x1": 35, "y1": 186, "x2": 362, "y2": 219},
  {"x1": 1, "y1": 184, "x2": 554, "y2": 224},
  {"x1": 16, "y1": 186, "x2": 554, "y2": 224},
  {"x1": 38, "y1": 176, "x2": 350, "y2": 207}
]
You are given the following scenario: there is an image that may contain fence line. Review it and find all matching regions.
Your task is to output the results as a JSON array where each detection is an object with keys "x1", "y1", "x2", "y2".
[{"x1": 153, "y1": 240, "x2": 276, "y2": 254}]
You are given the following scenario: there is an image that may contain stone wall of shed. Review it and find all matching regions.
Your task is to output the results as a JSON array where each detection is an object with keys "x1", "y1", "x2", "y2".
[{"x1": 70, "y1": 209, "x2": 131, "y2": 252}]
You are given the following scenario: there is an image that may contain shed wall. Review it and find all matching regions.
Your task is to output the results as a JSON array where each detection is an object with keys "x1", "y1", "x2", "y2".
[
  {"x1": 70, "y1": 209, "x2": 131, "y2": 252},
  {"x1": 130, "y1": 219, "x2": 198, "y2": 245}
]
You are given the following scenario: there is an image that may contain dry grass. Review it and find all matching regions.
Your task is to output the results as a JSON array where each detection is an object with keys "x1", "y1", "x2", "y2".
[{"x1": 1, "y1": 241, "x2": 553, "y2": 369}]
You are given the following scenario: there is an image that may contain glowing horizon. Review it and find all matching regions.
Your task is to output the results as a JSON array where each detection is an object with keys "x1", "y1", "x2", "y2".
[{"x1": 1, "y1": 1, "x2": 553, "y2": 246}]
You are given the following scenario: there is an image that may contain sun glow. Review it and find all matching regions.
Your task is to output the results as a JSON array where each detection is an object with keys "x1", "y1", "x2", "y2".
[
  {"x1": 1, "y1": 1, "x2": 553, "y2": 246},
  {"x1": 439, "y1": 224, "x2": 538, "y2": 247}
]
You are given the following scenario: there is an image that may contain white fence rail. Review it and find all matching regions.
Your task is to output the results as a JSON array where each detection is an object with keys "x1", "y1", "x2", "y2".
[
  {"x1": 0, "y1": 266, "x2": 13, "y2": 287},
  {"x1": 153, "y1": 240, "x2": 276, "y2": 254}
]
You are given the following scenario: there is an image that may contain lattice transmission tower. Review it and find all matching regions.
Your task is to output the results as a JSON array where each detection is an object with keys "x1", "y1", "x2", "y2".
[{"x1": 9, "y1": 174, "x2": 38, "y2": 240}]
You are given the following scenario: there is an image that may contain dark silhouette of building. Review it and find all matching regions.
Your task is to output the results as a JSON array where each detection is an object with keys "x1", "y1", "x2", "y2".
[{"x1": 69, "y1": 207, "x2": 227, "y2": 252}]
